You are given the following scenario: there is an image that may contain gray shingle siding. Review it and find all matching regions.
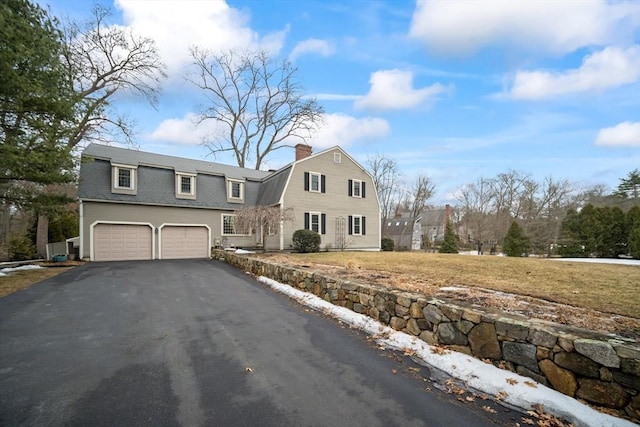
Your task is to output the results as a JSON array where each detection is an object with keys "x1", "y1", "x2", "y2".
[
  {"x1": 256, "y1": 166, "x2": 291, "y2": 206},
  {"x1": 79, "y1": 143, "x2": 287, "y2": 210},
  {"x1": 82, "y1": 143, "x2": 271, "y2": 180},
  {"x1": 79, "y1": 158, "x2": 265, "y2": 210}
]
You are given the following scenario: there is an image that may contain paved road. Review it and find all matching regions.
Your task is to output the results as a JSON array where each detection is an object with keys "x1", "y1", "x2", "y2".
[{"x1": 1, "y1": 260, "x2": 518, "y2": 426}]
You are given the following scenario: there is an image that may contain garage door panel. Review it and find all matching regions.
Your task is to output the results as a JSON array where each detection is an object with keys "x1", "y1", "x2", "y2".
[
  {"x1": 161, "y1": 226, "x2": 208, "y2": 259},
  {"x1": 94, "y1": 224, "x2": 152, "y2": 261}
]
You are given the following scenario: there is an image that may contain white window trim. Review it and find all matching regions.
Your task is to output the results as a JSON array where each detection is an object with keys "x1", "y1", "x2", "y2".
[
  {"x1": 334, "y1": 152, "x2": 342, "y2": 163},
  {"x1": 176, "y1": 172, "x2": 196, "y2": 198},
  {"x1": 227, "y1": 179, "x2": 245, "y2": 203},
  {"x1": 309, "y1": 172, "x2": 321, "y2": 193},
  {"x1": 352, "y1": 215, "x2": 363, "y2": 236},
  {"x1": 352, "y1": 179, "x2": 362, "y2": 198},
  {"x1": 221, "y1": 214, "x2": 251, "y2": 236},
  {"x1": 309, "y1": 211, "x2": 321, "y2": 233},
  {"x1": 111, "y1": 163, "x2": 137, "y2": 194}
]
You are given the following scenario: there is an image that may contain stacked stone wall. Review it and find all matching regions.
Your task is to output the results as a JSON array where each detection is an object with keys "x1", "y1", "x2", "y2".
[{"x1": 213, "y1": 250, "x2": 640, "y2": 421}]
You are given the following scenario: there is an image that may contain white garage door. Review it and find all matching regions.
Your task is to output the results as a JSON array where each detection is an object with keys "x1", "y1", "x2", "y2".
[
  {"x1": 94, "y1": 224, "x2": 153, "y2": 261},
  {"x1": 160, "y1": 226, "x2": 209, "y2": 259}
]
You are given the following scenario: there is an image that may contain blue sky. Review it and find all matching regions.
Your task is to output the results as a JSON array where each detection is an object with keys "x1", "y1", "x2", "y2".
[{"x1": 41, "y1": 0, "x2": 640, "y2": 204}]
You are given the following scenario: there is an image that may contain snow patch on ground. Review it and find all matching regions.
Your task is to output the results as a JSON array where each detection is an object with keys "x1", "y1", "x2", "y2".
[
  {"x1": 1, "y1": 265, "x2": 45, "y2": 274},
  {"x1": 548, "y1": 258, "x2": 640, "y2": 266},
  {"x1": 258, "y1": 275, "x2": 636, "y2": 427}
]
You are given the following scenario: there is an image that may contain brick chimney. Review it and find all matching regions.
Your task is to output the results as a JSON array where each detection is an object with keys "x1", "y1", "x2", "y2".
[
  {"x1": 444, "y1": 204, "x2": 451, "y2": 225},
  {"x1": 295, "y1": 143, "x2": 312, "y2": 161}
]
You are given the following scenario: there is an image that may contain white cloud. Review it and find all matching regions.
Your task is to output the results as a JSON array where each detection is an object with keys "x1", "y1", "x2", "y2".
[
  {"x1": 354, "y1": 69, "x2": 448, "y2": 111},
  {"x1": 115, "y1": 0, "x2": 287, "y2": 80},
  {"x1": 506, "y1": 46, "x2": 640, "y2": 99},
  {"x1": 409, "y1": 0, "x2": 639, "y2": 55},
  {"x1": 595, "y1": 121, "x2": 640, "y2": 147},
  {"x1": 148, "y1": 113, "x2": 225, "y2": 145},
  {"x1": 308, "y1": 113, "x2": 390, "y2": 149},
  {"x1": 289, "y1": 39, "x2": 334, "y2": 61}
]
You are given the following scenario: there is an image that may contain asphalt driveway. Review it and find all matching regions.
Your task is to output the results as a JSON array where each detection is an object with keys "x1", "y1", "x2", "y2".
[{"x1": 0, "y1": 260, "x2": 515, "y2": 426}]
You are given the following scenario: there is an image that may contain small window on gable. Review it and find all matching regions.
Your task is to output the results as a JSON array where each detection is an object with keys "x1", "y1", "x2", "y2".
[
  {"x1": 227, "y1": 179, "x2": 245, "y2": 203},
  {"x1": 176, "y1": 173, "x2": 196, "y2": 199},
  {"x1": 334, "y1": 152, "x2": 342, "y2": 163},
  {"x1": 112, "y1": 164, "x2": 137, "y2": 194}
]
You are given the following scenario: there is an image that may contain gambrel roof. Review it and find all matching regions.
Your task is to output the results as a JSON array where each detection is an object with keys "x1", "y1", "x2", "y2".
[{"x1": 78, "y1": 143, "x2": 375, "y2": 210}]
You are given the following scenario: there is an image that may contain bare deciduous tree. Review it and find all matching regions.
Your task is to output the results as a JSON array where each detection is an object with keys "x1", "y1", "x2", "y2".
[
  {"x1": 61, "y1": 5, "x2": 166, "y2": 148},
  {"x1": 188, "y1": 48, "x2": 324, "y2": 169},
  {"x1": 234, "y1": 205, "x2": 293, "y2": 252},
  {"x1": 456, "y1": 177, "x2": 494, "y2": 243},
  {"x1": 405, "y1": 174, "x2": 435, "y2": 219},
  {"x1": 365, "y1": 153, "x2": 402, "y2": 223}
]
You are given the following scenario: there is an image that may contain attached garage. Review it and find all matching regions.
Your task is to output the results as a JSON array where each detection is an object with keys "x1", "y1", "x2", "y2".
[
  {"x1": 160, "y1": 225, "x2": 210, "y2": 259},
  {"x1": 93, "y1": 223, "x2": 153, "y2": 261}
]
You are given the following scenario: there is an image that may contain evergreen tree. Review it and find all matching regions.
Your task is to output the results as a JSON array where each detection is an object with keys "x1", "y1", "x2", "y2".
[
  {"x1": 0, "y1": 0, "x2": 76, "y2": 188},
  {"x1": 1, "y1": 0, "x2": 77, "y2": 254},
  {"x1": 439, "y1": 222, "x2": 458, "y2": 254},
  {"x1": 626, "y1": 206, "x2": 640, "y2": 259},
  {"x1": 503, "y1": 220, "x2": 531, "y2": 257},
  {"x1": 614, "y1": 169, "x2": 640, "y2": 200}
]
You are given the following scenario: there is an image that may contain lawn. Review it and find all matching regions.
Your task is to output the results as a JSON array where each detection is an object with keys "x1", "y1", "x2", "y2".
[
  {"x1": 0, "y1": 267, "x2": 72, "y2": 298},
  {"x1": 259, "y1": 252, "x2": 640, "y2": 319}
]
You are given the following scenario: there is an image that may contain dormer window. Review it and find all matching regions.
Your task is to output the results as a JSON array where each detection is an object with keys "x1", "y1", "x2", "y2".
[
  {"x1": 111, "y1": 163, "x2": 137, "y2": 195},
  {"x1": 175, "y1": 172, "x2": 196, "y2": 199},
  {"x1": 118, "y1": 169, "x2": 132, "y2": 189},
  {"x1": 227, "y1": 179, "x2": 245, "y2": 203}
]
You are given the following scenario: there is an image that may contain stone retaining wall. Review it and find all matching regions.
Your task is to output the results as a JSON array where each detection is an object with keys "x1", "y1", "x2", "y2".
[{"x1": 214, "y1": 250, "x2": 640, "y2": 421}]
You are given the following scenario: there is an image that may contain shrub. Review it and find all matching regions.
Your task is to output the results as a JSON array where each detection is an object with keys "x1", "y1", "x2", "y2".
[
  {"x1": 381, "y1": 237, "x2": 394, "y2": 251},
  {"x1": 629, "y1": 225, "x2": 640, "y2": 260},
  {"x1": 292, "y1": 229, "x2": 320, "y2": 253},
  {"x1": 7, "y1": 233, "x2": 36, "y2": 261}
]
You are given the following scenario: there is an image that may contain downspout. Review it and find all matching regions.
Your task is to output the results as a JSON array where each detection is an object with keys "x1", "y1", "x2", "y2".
[
  {"x1": 79, "y1": 200, "x2": 84, "y2": 260},
  {"x1": 279, "y1": 205, "x2": 284, "y2": 251}
]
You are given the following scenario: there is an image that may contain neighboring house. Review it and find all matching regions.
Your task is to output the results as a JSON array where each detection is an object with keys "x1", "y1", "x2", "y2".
[
  {"x1": 78, "y1": 143, "x2": 380, "y2": 261},
  {"x1": 383, "y1": 205, "x2": 451, "y2": 251}
]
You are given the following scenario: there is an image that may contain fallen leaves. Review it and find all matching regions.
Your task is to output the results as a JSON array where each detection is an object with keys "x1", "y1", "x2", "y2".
[
  {"x1": 520, "y1": 404, "x2": 575, "y2": 427},
  {"x1": 430, "y1": 345, "x2": 450, "y2": 355},
  {"x1": 506, "y1": 378, "x2": 519, "y2": 385}
]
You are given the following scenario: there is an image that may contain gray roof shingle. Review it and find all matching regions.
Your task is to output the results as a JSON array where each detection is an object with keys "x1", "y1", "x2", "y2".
[
  {"x1": 82, "y1": 143, "x2": 271, "y2": 180},
  {"x1": 79, "y1": 143, "x2": 286, "y2": 209}
]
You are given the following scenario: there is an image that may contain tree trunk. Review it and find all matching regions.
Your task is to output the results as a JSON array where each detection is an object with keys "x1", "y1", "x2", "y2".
[{"x1": 36, "y1": 214, "x2": 49, "y2": 258}]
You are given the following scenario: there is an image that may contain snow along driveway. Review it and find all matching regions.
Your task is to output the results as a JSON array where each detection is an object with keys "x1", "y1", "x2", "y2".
[{"x1": 258, "y1": 276, "x2": 636, "y2": 427}]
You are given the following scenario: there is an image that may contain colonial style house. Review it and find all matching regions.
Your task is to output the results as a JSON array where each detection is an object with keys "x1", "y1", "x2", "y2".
[{"x1": 78, "y1": 143, "x2": 381, "y2": 261}]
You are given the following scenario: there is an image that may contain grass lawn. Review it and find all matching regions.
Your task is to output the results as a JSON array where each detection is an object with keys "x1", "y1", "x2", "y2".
[
  {"x1": 0, "y1": 268, "x2": 72, "y2": 298},
  {"x1": 265, "y1": 252, "x2": 640, "y2": 319}
]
